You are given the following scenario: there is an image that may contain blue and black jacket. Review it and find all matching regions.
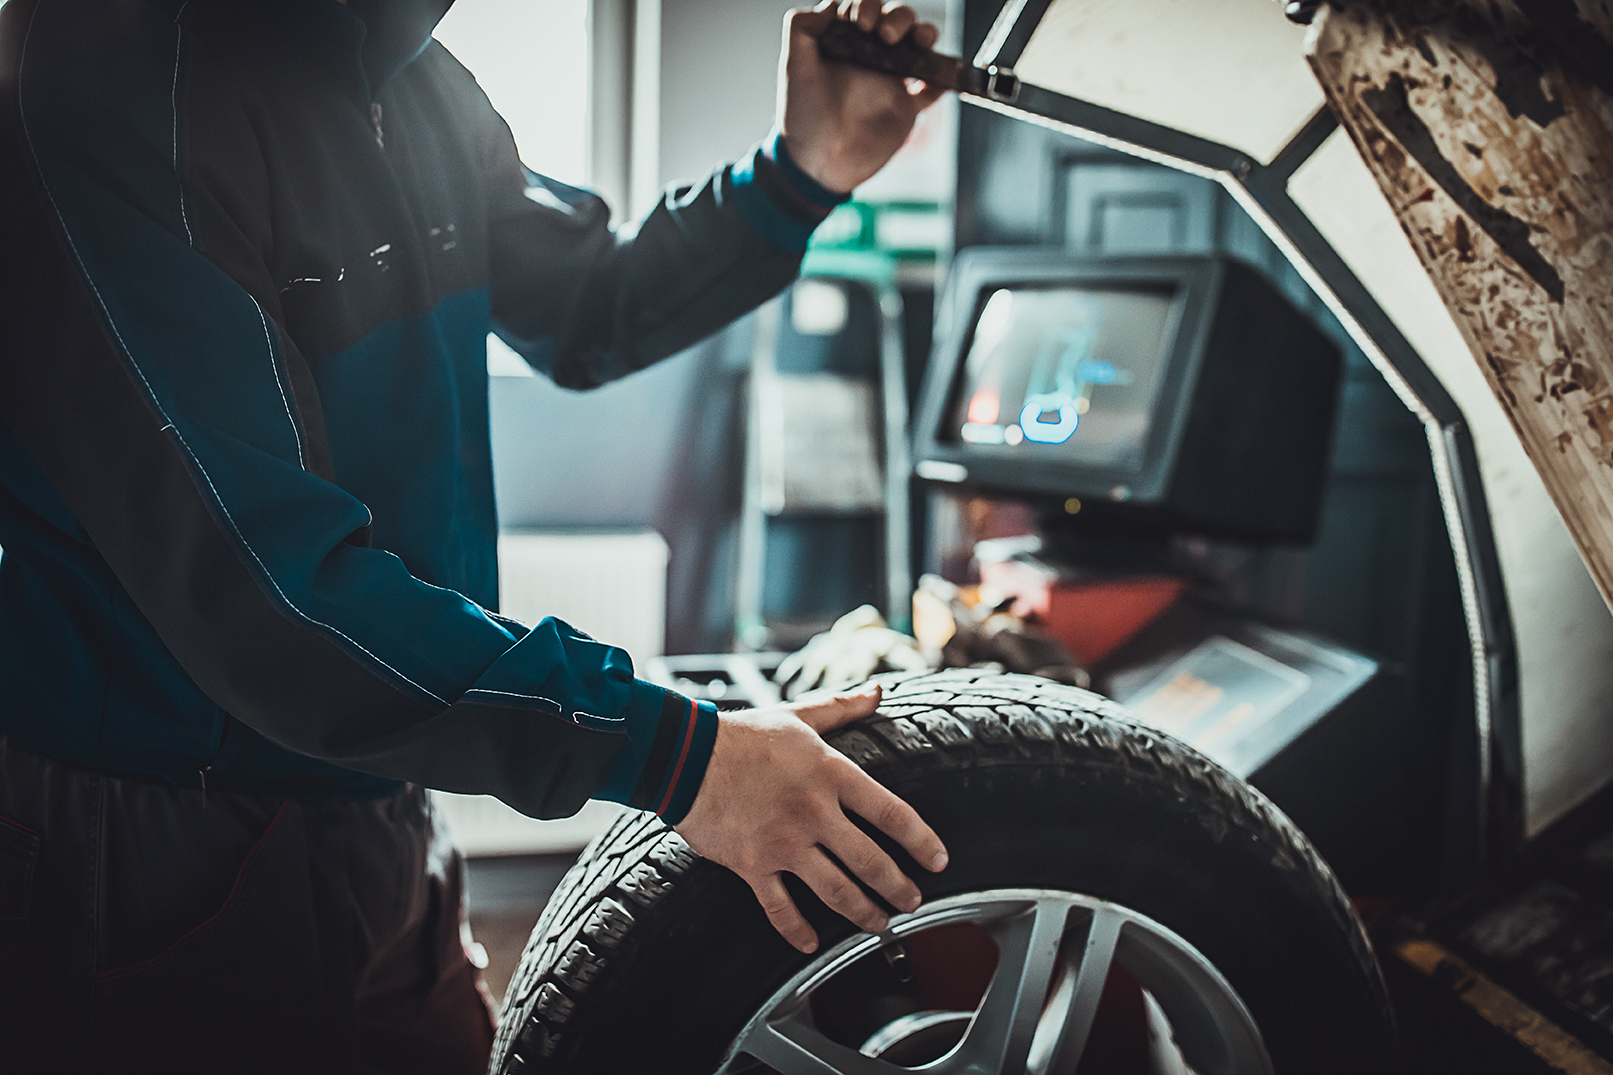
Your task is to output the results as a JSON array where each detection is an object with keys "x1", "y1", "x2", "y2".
[{"x1": 0, "y1": 0, "x2": 844, "y2": 821}]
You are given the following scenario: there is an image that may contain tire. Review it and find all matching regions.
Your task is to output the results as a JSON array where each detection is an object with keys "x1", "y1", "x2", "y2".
[{"x1": 490, "y1": 670, "x2": 1395, "y2": 1074}]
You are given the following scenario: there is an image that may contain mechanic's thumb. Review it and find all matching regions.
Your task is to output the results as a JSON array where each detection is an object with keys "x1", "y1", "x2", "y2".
[{"x1": 792, "y1": 683, "x2": 882, "y2": 734}]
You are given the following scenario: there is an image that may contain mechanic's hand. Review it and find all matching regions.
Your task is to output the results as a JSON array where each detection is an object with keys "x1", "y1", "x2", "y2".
[
  {"x1": 778, "y1": 1, "x2": 947, "y2": 195},
  {"x1": 673, "y1": 684, "x2": 949, "y2": 953}
]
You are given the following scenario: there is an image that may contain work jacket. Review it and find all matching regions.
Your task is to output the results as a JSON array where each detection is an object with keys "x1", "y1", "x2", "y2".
[{"x1": 0, "y1": 0, "x2": 842, "y2": 821}]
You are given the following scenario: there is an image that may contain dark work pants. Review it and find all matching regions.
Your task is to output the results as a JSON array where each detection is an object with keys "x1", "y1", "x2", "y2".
[{"x1": 0, "y1": 734, "x2": 495, "y2": 1074}]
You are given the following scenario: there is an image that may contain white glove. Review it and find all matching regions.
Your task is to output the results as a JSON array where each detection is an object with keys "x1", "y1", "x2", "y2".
[{"x1": 775, "y1": 605, "x2": 930, "y2": 700}]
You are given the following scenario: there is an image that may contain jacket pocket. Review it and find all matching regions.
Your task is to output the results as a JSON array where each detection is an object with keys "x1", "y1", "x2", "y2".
[
  {"x1": 0, "y1": 814, "x2": 41, "y2": 982},
  {"x1": 95, "y1": 801, "x2": 291, "y2": 984},
  {"x1": 91, "y1": 803, "x2": 350, "y2": 1072}
]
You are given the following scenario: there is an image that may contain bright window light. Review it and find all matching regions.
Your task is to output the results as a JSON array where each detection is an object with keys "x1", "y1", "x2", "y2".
[
  {"x1": 433, "y1": 0, "x2": 591, "y2": 188},
  {"x1": 435, "y1": 0, "x2": 592, "y2": 379}
]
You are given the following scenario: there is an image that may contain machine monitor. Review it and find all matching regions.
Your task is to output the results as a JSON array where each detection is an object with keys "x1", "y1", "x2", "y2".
[
  {"x1": 946, "y1": 284, "x2": 1179, "y2": 471},
  {"x1": 913, "y1": 250, "x2": 1342, "y2": 543}
]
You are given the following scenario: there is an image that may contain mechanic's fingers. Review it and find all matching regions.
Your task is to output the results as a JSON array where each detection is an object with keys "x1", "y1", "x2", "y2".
[
  {"x1": 912, "y1": 21, "x2": 939, "y2": 50},
  {"x1": 791, "y1": 5, "x2": 837, "y2": 41},
  {"x1": 798, "y1": 849, "x2": 890, "y2": 934},
  {"x1": 749, "y1": 874, "x2": 820, "y2": 954},
  {"x1": 849, "y1": 0, "x2": 880, "y2": 31},
  {"x1": 792, "y1": 683, "x2": 881, "y2": 734},
  {"x1": 837, "y1": 761, "x2": 950, "y2": 872},
  {"x1": 875, "y1": 5, "x2": 917, "y2": 43},
  {"x1": 824, "y1": 819, "x2": 923, "y2": 914}
]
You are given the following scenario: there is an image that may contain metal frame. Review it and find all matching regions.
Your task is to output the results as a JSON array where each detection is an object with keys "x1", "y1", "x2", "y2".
[
  {"x1": 951, "y1": 2, "x2": 1523, "y2": 861},
  {"x1": 734, "y1": 277, "x2": 915, "y2": 649}
]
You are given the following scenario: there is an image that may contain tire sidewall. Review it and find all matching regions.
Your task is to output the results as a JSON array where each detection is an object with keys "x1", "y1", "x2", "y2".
[{"x1": 553, "y1": 752, "x2": 1388, "y2": 1074}]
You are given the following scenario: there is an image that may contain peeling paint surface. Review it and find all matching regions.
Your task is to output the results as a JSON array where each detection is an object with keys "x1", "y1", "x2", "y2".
[{"x1": 1309, "y1": 5, "x2": 1613, "y2": 620}]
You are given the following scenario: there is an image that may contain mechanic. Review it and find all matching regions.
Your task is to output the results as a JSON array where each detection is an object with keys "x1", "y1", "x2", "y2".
[{"x1": 0, "y1": 0, "x2": 949, "y2": 1069}]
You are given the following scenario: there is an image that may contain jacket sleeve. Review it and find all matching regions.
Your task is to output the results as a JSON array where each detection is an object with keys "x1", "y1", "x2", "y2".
[
  {"x1": 0, "y1": 0, "x2": 717, "y2": 822},
  {"x1": 479, "y1": 98, "x2": 851, "y2": 388}
]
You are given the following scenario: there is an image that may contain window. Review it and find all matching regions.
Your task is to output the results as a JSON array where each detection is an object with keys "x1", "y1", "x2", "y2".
[
  {"x1": 434, "y1": 0, "x2": 592, "y2": 376},
  {"x1": 432, "y1": 0, "x2": 592, "y2": 188}
]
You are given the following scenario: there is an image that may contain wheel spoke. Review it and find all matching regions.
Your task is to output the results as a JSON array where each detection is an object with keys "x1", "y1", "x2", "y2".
[
  {"x1": 953, "y1": 898, "x2": 1070, "y2": 1073},
  {"x1": 744, "y1": 1016, "x2": 900, "y2": 1075},
  {"x1": 1030, "y1": 905, "x2": 1126, "y2": 1075},
  {"x1": 722, "y1": 890, "x2": 1270, "y2": 1075}
]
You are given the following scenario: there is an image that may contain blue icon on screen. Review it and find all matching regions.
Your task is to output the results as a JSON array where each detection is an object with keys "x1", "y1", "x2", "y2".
[{"x1": 1020, "y1": 395, "x2": 1080, "y2": 443}]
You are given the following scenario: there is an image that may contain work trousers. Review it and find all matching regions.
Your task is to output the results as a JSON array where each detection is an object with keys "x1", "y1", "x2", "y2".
[{"x1": 0, "y1": 734, "x2": 495, "y2": 1074}]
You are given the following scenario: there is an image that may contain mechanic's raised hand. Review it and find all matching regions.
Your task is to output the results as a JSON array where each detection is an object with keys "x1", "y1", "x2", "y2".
[
  {"x1": 673, "y1": 684, "x2": 949, "y2": 953},
  {"x1": 779, "y1": 1, "x2": 947, "y2": 195}
]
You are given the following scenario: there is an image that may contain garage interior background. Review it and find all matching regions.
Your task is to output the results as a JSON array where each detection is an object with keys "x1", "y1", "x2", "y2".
[
  {"x1": 0, "y1": 0, "x2": 1601, "y2": 864},
  {"x1": 446, "y1": 0, "x2": 1613, "y2": 1058},
  {"x1": 0, "y1": 0, "x2": 1608, "y2": 1040},
  {"x1": 435, "y1": 0, "x2": 1613, "y2": 850}
]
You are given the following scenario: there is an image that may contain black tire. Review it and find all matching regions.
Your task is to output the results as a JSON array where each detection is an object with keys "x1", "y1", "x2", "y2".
[{"x1": 490, "y1": 670, "x2": 1395, "y2": 1074}]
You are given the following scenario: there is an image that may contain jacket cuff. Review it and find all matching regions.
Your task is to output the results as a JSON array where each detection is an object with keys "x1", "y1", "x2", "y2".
[
  {"x1": 724, "y1": 129, "x2": 851, "y2": 252},
  {"x1": 595, "y1": 680, "x2": 719, "y2": 824}
]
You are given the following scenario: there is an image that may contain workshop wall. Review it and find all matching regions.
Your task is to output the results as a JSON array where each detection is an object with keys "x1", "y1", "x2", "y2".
[{"x1": 654, "y1": 0, "x2": 795, "y2": 194}]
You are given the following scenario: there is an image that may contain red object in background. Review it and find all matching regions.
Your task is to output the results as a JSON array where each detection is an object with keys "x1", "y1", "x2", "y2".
[
  {"x1": 903, "y1": 921, "x2": 1150, "y2": 1066},
  {"x1": 979, "y1": 559, "x2": 1190, "y2": 667},
  {"x1": 905, "y1": 923, "x2": 999, "y2": 1014}
]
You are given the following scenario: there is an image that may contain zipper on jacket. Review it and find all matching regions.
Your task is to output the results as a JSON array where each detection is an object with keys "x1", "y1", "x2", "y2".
[
  {"x1": 198, "y1": 707, "x2": 227, "y2": 809},
  {"x1": 370, "y1": 102, "x2": 384, "y2": 148}
]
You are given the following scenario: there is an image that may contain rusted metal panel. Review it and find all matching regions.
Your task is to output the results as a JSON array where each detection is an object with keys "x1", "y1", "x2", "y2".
[{"x1": 1307, "y1": 2, "x2": 1613, "y2": 612}]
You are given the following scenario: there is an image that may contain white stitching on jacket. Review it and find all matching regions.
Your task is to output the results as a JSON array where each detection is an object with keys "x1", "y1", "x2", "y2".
[
  {"x1": 462, "y1": 687, "x2": 560, "y2": 706},
  {"x1": 253, "y1": 298, "x2": 308, "y2": 470},
  {"x1": 16, "y1": 0, "x2": 449, "y2": 710},
  {"x1": 171, "y1": 2, "x2": 193, "y2": 246}
]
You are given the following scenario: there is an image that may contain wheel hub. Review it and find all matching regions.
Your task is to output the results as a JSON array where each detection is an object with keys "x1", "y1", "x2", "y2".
[
  {"x1": 860, "y1": 1010, "x2": 972, "y2": 1066},
  {"x1": 716, "y1": 888, "x2": 1273, "y2": 1075}
]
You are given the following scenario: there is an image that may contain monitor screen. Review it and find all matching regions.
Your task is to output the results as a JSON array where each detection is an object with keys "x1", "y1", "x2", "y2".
[{"x1": 944, "y1": 285, "x2": 1180, "y2": 472}]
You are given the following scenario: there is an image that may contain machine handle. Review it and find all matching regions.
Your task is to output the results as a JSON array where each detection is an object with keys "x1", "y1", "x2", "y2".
[{"x1": 815, "y1": 20, "x2": 1005, "y2": 98}]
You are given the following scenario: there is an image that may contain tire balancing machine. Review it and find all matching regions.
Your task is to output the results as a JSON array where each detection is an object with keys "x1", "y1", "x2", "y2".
[{"x1": 911, "y1": 246, "x2": 1415, "y2": 895}]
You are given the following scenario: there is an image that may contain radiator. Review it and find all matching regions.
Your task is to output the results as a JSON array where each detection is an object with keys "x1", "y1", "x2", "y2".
[
  {"x1": 432, "y1": 528, "x2": 670, "y2": 856},
  {"x1": 494, "y1": 529, "x2": 669, "y2": 662}
]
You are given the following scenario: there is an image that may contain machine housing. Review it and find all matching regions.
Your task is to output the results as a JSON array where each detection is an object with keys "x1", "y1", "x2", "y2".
[{"x1": 913, "y1": 249, "x2": 1343, "y2": 543}]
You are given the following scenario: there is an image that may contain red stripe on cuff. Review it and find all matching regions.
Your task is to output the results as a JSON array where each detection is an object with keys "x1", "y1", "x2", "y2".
[
  {"x1": 656, "y1": 698, "x2": 699, "y2": 817},
  {"x1": 755, "y1": 152, "x2": 834, "y2": 221}
]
